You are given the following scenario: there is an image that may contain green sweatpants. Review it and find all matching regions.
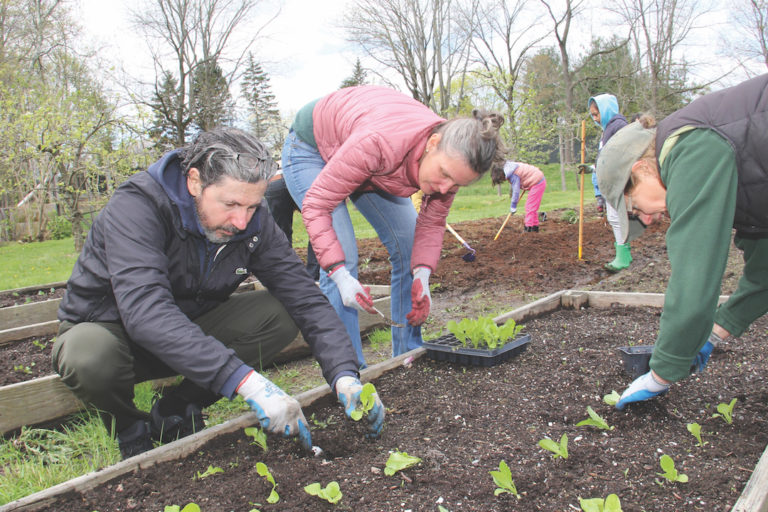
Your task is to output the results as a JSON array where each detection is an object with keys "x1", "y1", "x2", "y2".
[
  {"x1": 714, "y1": 236, "x2": 768, "y2": 338},
  {"x1": 52, "y1": 290, "x2": 298, "y2": 433}
]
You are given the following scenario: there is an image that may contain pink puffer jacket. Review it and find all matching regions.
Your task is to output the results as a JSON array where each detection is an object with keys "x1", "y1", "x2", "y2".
[{"x1": 302, "y1": 86, "x2": 454, "y2": 272}]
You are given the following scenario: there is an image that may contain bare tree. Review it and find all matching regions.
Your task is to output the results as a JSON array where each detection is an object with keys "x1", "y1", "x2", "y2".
[
  {"x1": 538, "y1": 0, "x2": 586, "y2": 164},
  {"x1": 132, "y1": 0, "x2": 276, "y2": 145},
  {"x1": 342, "y1": 0, "x2": 473, "y2": 115},
  {"x1": 463, "y1": 0, "x2": 546, "y2": 130},
  {"x1": 728, "y1": 0, "x2": 768, "y2": 72},
  {"x1": 611, "y1": 0, "x2": 710, "y2": 114}
]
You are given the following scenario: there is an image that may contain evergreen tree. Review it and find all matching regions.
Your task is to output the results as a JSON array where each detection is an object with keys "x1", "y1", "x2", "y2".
[
  {"x1": 241, "y1": 53, "x2": 282, "y2": 149},
  {"x1": 340, "y1": 58, "x2": 367, "y2": 88},
  {"x1": 189, "y1": 58, "x2": 233, "y2": 132},
  {"x1": 148, "y1": 71, "x2": 183, "y2": 152}
]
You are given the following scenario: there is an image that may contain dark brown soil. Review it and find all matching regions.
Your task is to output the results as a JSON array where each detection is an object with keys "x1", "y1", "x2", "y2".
[
  {"x1": 0, "y1": 335, "x2": 54, "y2": 385},
  {"x1": 44, "y1": 307, "x2": 768, "y2": 512},
  {"x1": 0, "y1": 286, "x2": 65, "y2": 308}
]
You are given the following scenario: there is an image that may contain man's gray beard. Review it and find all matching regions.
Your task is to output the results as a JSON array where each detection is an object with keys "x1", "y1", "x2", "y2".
[{"x1": 201, "y1": 227, "x2": 233, "y2": 244}]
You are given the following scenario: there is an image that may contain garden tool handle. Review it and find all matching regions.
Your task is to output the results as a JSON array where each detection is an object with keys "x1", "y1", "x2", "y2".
[
  {"x1": 494, "y1": 212, "x2": 512, "y2": 241},
  {"x1": 445, "y1": 223, "x2": 468, "y2": 246}
]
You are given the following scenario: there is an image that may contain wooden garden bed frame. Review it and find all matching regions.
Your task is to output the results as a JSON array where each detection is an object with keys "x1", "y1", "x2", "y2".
[{"x1": 0, "y1": 290, "x2": 765, "y2": 512}]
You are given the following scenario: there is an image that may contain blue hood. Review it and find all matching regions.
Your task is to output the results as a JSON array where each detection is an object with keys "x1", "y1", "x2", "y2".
[
  {"x1": 589, "y1": 94, "x2": 619, "y2": 131},
  {"x1": 146, "y1": 149, "x2": 262, "y2": 241}
]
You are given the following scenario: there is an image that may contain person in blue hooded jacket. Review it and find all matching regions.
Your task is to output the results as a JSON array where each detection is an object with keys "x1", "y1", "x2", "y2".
[
  {"x1": 53, "y1": 128, "x2": 384, "y2": 459},
  {"x1": 585, "y1": 93, "x2": 632, "y2": 272}
]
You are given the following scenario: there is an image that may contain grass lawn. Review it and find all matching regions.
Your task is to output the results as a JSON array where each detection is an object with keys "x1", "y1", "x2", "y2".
[{"x1": 0, "y1": 163, "x2": 586, "y2": 291}]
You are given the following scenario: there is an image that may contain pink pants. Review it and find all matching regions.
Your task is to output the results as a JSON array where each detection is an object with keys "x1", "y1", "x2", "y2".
[{"x1": 524, "y1": 178, "x2": 547, "y2": 227}]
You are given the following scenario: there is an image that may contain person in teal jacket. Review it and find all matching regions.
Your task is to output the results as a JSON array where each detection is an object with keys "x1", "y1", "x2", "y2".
[{"x1": 596, "y1": 74, "x2": 768, "y2": 411}]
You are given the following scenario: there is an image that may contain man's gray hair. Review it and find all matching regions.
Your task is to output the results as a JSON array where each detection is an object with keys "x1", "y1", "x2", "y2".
[{"x1": 181, "y1": 127, "x2": 277, "y2": 188}]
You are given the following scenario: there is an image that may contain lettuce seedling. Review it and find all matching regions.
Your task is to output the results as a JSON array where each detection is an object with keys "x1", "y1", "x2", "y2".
[
  {"x1": 489, "y1": 460, "x2": 521, "y2": 498},
  {"x1": 579, "y1": 493, "x2": 623, "y2": 512},
  {"x1": 304, "y1": 481, "x2": 343, "y2": 504},
  {"x1": 686, "y1": 422, "x2": 707, "y2": 447},
  {"x1": 712, "y1": 398, "x2": 737, "y2": 424},
  {"x1": 576, "y1": 406, "x2": 614, "y2": 430},
  {"x1": 384, "y1": 450, "x2": 422, "y2": 476},
  {"x1": 656, "y1": 454, "x2": 688, "y2": 483},
  {"x1": 256, "y1": 462, "x2": 280, "y2": 503},
  {"x1": 603, "y1": 390, "x2": 620, "y2": 406},
  {"x1": 538, "y1": 433, "x2": 569, "y2": 459},
  {"x1": 164, "y1": 505, "x2": 201, "y2": 512},
  {"x1": 193, "y1": 465, "x2": 223, "y2": 480},
  {"x1": 244, "y1": 427, "x2": 268, "y2": 452},
  {"x1": 446, "y1": 315, "x2": 524, "y2": 349},
  {"x1": 350, "y1": 382, "x2": 378, "y2": 421}
]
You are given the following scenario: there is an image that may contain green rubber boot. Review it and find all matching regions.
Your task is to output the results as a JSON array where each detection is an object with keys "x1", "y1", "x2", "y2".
[{"x1": 605, "y1": 242, "x2": 632, "y2": 272}]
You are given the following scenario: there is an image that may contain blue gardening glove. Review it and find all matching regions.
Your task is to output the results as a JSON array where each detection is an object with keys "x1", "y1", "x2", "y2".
[
  {"x1": 328, "y1": 265, "x2": 377, "y2": 314},
  {"x1": 616, "y1": 371, "x2": 670, "y2": 411},
  {"x1": 236, "y1": 370, "x2": 312, "y2": 450},
  {"x1": 335, "y1": 375, "x2": 385, "y2": 438},
  {"x1": 691, "y1": 332, "x2": 721, "y2": 374},
  {"x1": 407, "y1": 266, "x2": 432, "y2": 326}
]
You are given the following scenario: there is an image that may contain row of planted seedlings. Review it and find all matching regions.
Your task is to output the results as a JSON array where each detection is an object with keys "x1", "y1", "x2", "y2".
[{"x1": 3, "y1": 290, "x2": 768, "y2": 511}]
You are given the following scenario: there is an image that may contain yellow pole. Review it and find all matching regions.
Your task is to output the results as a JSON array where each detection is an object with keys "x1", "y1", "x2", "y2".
[{"x1": 578, "y1": 120, "x2": 586, "y2": 260}]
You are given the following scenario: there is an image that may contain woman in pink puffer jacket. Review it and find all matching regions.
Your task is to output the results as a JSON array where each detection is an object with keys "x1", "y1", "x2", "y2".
[{"x1": 282, "y1": 85, "x2": 504, "y2": 368}]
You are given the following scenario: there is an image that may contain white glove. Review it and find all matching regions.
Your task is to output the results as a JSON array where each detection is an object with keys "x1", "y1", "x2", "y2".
[
  {"x1": 328, "y1": 265, "x2": 376, "y2": 314},
  {"x1": 616, "y1": 371, "x2": 670, "y2": 411},
  {"x1": 236, "y1": 370, "x2": 312, "y2": 450},
  {"x1": 335, "y1": 376, "x2": 385, "y2": 438}
]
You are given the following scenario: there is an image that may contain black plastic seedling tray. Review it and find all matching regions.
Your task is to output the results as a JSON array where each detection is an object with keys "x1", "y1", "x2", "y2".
[
  {"x1": 423, "y1": 333, "x2": 531, "y2": 366},
  {"x1": 617, "y1": 345, "x2": 653, "y2": 378}
]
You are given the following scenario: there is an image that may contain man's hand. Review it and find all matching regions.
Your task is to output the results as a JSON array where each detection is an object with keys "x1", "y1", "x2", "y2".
[
  {"x1": 616, "y1": 371, "x2": 670, "y2": 411},
  {"x1": 328, "y1": 265, "x2": 376, "y2": 314},
  {"x1": 335, "y1": 376, "x2": 385, "y2": 438},
  {"x1": 406, "y1": 266, "x2": 431, "y2": 326},
  {"x1": 236, "y1": 370, "x2": 312, "y2": 450},
  {"x1": 691, "y1": 331, "x2": 721, "y2": 374}
]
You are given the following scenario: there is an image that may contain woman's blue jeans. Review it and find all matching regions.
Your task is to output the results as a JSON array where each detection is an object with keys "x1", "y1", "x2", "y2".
[{"x1": 281, "y1": 130, "x2": 422, "y2": 368}]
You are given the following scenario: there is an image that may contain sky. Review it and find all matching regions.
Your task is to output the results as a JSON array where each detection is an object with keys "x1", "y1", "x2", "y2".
[
  {"x1": 75, "y1": 0, "x2": 361, "y2": 115},
  {"x1": 74, "y1": 0, "x2": 760, "y2": 119}
]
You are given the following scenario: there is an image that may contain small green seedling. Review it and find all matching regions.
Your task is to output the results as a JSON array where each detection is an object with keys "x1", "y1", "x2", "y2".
[
  {"x1": 538, "y1": 433, "x2": 569, "y2": 459},
  {"x1": 576, "y1": 406, "x2": 614, "y2": 430},
  {"x1": 32, "y1": 339, "x2": 49, "y2": 350},
  {"x1": 656, "y1": 454, "x2": 688, "y2": 483},
  {"x1": 603, "y1": 390, "x2": 620, "y2": 406},
  {"x1": 13, "y1": 363, "x2": 34, "y2": 374},
  {"x1": 712, "y1": 398, "x2": 737, "y2": 424},
  {"x1": 309, "y1": 412, "x2": 337, "y2": 429},
  {"x1": 489, "y1": 460, "x2": 521, "y2": 499},
  {"x1": 686, "y1": 422, "x2": 707, "y2": 447},
  {"x1": 256, "y1": 462, "x2": 280, "y2": 503},
  {"x1": 244, "y1": 427, "x2": 268, "y2": 452},
  {"x1": 579, "y1": 493, "x2": 623, "y2": 512},
  {"x1": 304, "y1": 481, "x2": 343, "y2": 504},
  {"x1": 350, "y1": 382, "x2": 378, "y2": 421},
  {"x1": 194, "y1": 465, "x2": 223, "y2": 480},
  {"x1": 164, "y1": 504, "x2": 201, "y2": 512},
  {"x1": 438, "y1": 507, "x2": 450, "y2": 512},
  {"x1": 384, "y1": 450, "x2": 422, "y2": 476}
]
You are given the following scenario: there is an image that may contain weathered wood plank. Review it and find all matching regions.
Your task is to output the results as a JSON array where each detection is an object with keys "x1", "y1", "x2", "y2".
[
  {"x1": 493, "y1": 290, "x2": 565, "y2": 325},
  {"x1": 585, "y1": 290, "x2": 730, "y2": 309},
  {"x1": 0, "y1": 299, "x2": 61, "y2": 330},
  {"x1": 0, "y1": 376, "x2": 84, "y2": 435},
  {"x1": 0, "y1": 320, "x2": 59, "y2": 345},
  {"x1": 732, "y1": 442, "x2": 768, "y2": 512}
]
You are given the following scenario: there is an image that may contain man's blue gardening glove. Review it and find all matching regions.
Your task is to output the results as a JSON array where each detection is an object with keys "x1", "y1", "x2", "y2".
[
  {"x1": 616, "y1": 371, "x2": 670, "y2": 411},
  {"x1": 691, "y1": 332, "x2": 722, "y2": 374},
  {"x1": 236, "y1": 370, "x2": 312, "y2": 451},
  {"x1": 335, "y1": 376, "x2": 385, "y2": 438},
  {"x1": 328, "y1": 265, "x2": 377, "y2": 314}
]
